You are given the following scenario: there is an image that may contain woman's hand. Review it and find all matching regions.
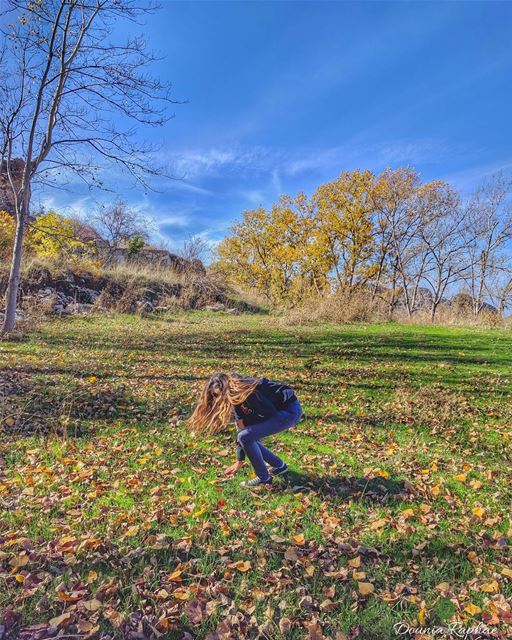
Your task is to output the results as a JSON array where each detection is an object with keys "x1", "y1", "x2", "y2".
[{"x1": 224, "y1": 460, "x2": 244, "y2": 477}]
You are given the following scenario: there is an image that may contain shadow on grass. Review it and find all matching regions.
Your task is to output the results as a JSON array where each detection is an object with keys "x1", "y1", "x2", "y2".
[{"x1": 278, "y1": 470, "x2": 415, "y2": 503}]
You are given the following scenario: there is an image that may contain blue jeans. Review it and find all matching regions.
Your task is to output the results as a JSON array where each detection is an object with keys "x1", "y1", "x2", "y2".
[{"x1": 237, "y1": 399, "x2": 302, "y2": 481}]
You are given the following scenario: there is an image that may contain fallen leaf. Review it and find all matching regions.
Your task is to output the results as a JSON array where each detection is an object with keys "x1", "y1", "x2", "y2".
[
  {"x1": 480, "y1": 580, "x2": 498, "y2": 593},
  {"x1": 279, "y1": 617, "x2": 292, "y2": 634},
  {"x1": 124, "y1": 524, "x2": 140, "y2": 537},
  {"x1": 168, "y1": 569, "x2": 183, "y2": 581},
  {"x1": 464, "y1": 603, "x2": 481, "y2": 616},
  {"x1": 228, "y1": 560, "x2": 251, "y2": 572},
  {"x1": 369, "y1": 518, "x2": 387, "y2": 530},
  {"x1": 82, "y1": 598, "x2": 102, "y2": 612},
  {"x1": 49, "y1": 612, "x2": 73, "y2": 628},
  {"x1": 357, "y1": 582, "x2": 374, "y2": 596}
]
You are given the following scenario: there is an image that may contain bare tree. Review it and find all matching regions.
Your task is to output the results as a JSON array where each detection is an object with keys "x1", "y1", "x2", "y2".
[
  {"x1": 414, "y1": 182, "x2": 468, "y2": 321},
  {"x1": 178, "y1": 235, "x2": 212, "y2": 265},
  {"x1": 91, "y1": 200, "x2": 153, "y2": 257},
  {"x1": 0, "y1": 0, "x2": 174, "y2": 333},
  {"x1": 372, "y1": 173, "x2": 469, "y2": 320},
  {"x1": 462, "y1": 173, "x2": 512, "y2": 317},
  {"x1": 372, "y1": 167, "x2": 421, "y2": 318}
]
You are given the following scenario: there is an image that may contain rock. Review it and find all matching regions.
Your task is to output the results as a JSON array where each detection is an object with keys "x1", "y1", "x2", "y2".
[
  {"x1": 226, "y1": 307, "x2": 239, "y2": 315},
  {"x1": 137, "y1": 300, "x2": 155, "y2": 313},
  {"x1": 0, "y1": 309, "x2": 26, "y2": 322},
  {"x1": 61, "y1": 270, "x2": 76, "y2": 284},
  {"x1": 480, "y1": 301, "x2": 498, "y2": 314},
  {"x1": 204, "y1": 303, "x2": 225, "y2": 312},
  {"x1": 37, "y1": 287, "x2": 55, "y2": 298},
  {"x1": 72, "y1": 286, "x2": 99, "y2": 304},
  {"x1": 66, "y1": 302, "x2": 93, "y2": 314}
]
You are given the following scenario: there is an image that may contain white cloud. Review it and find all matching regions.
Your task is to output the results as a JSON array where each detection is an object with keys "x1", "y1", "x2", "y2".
[
  {"x1": 440, "y1": 160, "x2": 512, "y2": 193},
  {"x1": 157, "y1": 213, "x2": 190, "y2": 228},
  {"x1": 165, "y1": 145, "x2": 281, "y2": 181},
  {"x1": 283, "y1": 138, "x2": 458, "y2": 178}
]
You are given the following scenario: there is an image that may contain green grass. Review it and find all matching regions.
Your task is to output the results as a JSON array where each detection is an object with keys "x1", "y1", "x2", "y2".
[{"x1": 1, "y1": 312, "x2": 511, "y2": 639}]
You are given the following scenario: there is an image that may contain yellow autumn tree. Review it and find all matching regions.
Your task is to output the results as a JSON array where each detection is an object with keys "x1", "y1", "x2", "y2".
[
  {"x1": 267, "y1": 194, "x2": 324, "y2": 304},
  {"x1": 217, "y1": 195, "x2": 325, "y2": 306},
  {"x1": 27, "y1": 211, "x2": 88, "y2": 259},
  {"x1": 312, "y1": 169, "x2": 377, "y2": 291},
  {"x1": 0, "y1": 210, "x2": 16, "y2": 260},
  {"x1": 217, "y1": 206, "x2": 271, "y2": 298},
  {"x1": 217, "y1": 167, "x2": 467, "y2": 311}
]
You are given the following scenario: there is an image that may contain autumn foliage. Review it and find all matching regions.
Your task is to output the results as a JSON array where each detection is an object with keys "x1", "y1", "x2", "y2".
[
  {"x1": 0, "y1": 210, "x2": 91, "y2": 262},
  {"x1": 0, "y1": 210, "x2": 16, "y2": 260},
  {"x1": 217, "y1": 168, "x2": 512, "y2": 320}
]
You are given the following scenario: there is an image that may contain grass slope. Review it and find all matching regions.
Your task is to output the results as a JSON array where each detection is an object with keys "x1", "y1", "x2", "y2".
[{"x1": 1, "y1": 313, "x2": 511, "y2": 639}]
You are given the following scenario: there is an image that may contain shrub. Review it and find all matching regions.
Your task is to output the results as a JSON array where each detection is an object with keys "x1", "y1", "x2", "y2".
[
  {"x1": 127, "y1": 234, "x2": 146, "y2": 256},
  {"x1": 283, "y1": 288, "x2": 385, "y2": 325},
  {"x1": 27, "y1": 211, "x2": 90, "y2": 258}
]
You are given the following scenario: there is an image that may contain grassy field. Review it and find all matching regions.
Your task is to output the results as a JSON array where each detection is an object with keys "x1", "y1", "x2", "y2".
[{"x1": 1, "y1": 313, "x2": 511, "y2": 640}]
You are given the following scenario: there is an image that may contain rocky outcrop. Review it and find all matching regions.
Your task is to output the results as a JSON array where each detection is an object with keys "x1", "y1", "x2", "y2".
[
  {"x1": 93, "y1": 240, "x2": 206, "y2": 274},
  {"x1": 0, "y1": 265, "x2": 256, "y2": 316}
]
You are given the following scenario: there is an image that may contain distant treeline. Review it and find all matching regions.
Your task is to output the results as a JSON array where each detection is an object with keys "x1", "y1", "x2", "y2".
[{"x1": 216, "y1": 168, "x2": 512, "y2": 320}]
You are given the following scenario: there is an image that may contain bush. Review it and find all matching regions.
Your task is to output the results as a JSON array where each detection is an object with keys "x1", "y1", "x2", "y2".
[
  {"x1": 281, "y1": 287, "x2": 510, "y2": 327},
  {"x1": 283, "y1": 288, "x2": 386, "y2": 325},
  {"x1": 27, "y1": 211, "x2": 90, "y2": 258}
]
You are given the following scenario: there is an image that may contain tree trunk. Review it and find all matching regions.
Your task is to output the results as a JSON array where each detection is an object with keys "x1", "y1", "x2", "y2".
[
  {"x1": 498, "y1": 279, "x2": 512, "y2": 317},
  {"x1": 371, "y1": 255, "x2": 386, "y2": 301},
  {"x1": 387, "y1": 297, "x2": 395, "y2": 321},
  {"x1": 2, "y1": 211, "x2": 26, "y2": 333}
]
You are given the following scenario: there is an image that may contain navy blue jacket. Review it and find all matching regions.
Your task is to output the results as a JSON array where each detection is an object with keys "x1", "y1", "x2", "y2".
[{"x1": 235, "y1": 378, "x2": 297, "y2": 461}]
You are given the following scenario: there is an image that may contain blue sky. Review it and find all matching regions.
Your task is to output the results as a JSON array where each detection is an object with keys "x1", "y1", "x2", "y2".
[{"x1": 37, "y1": 0, "x2": 512, "y2": 252}]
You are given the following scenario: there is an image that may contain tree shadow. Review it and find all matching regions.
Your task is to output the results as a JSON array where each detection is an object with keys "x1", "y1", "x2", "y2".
[{"x1": 279, "y1": 470, "x2": 415, "y2": 503}]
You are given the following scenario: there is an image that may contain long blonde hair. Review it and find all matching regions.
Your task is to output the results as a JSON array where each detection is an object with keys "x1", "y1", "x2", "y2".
[{"x1": 189, "y1": 373, "x2": 261, "y2": 434}]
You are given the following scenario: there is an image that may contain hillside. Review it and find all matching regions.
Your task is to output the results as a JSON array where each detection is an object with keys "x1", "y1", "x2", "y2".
[{"x1": 0, "y1": 260, "x2": 256, "y2": 320}]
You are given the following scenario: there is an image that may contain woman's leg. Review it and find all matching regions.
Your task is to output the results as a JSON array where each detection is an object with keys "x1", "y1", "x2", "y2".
[
  {"x1": 257, "y1": 441, "x2": 284, "y2": 469},
  {"x1": 237, "y1": 401, "x2": 302, "y2": 481}
]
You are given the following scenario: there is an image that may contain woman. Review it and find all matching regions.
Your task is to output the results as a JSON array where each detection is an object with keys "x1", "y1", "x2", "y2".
[{"x1": 189, "y1": 373, "x2": 302, "y2": 488}]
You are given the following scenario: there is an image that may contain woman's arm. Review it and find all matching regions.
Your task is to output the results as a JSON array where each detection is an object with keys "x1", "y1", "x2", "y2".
[
  {"x1": 235, "y1": 415, "x2": 245, "y2": 461},
  {"x1": 224, "y1": 413, "x2": 245, "y2": 476},
  {"x1": 224, "y1": 459, "x2": 244, "y2": 477}
]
